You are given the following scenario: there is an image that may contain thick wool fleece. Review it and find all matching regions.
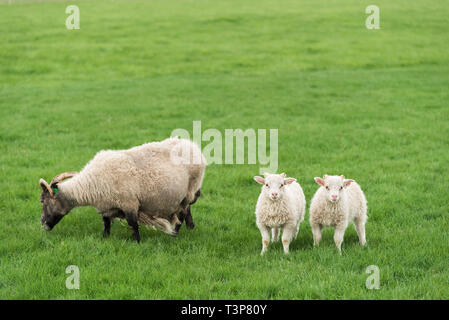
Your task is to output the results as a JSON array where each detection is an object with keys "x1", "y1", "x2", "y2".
[
  {"x1": 58, "y1": 138, "x2": 206, "y2": 222},
  {"x1": 256, "y1": 182, "x2": 305, "y2": 228},
  {"x1": 255, "y1": 173, "x2": 306, "y2": 255},
  {"x1": 309, "y1": 176, "x2": 367, "y2": 253},
  {"x1": 309, "y1": 181, "x2": 367, "y2": 229}
]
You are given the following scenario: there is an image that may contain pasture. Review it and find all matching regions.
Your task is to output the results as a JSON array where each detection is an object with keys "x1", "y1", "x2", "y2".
[{"x1": 0, "y1": 0, "x2": 448, "y2": 299}]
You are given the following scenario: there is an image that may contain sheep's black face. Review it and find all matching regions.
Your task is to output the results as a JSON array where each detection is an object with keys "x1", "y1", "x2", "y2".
[
  {"x1": 39, "y1": 179, "x2": 71, "y2": 231},
  {"x1": 40, "y1": 195, "x2": 66, "y2": 231}
]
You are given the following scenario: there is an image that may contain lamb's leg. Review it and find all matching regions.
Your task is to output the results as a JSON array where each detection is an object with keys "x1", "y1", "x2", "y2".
[
  {"x1": 354, "y1": 218, "x2": 366, "y2": 246},
  {"x1": 185, "y1": 205, "x2": 195, "y2": 229},
  {"x1": 259, "y1": 224, "x2": 270, "y2": 255},
  {"x1": 294, "y1": 221, "x2": 300, "y2": 240},
  {"x1": 281, "y1": 224, "x2": 296, "y2": 254},
  {"x1": 102, "y1": 216, "x2": 111, "y2": 237},
  {"x1": 271, "y1": 228, "x2": 280, "y2": 242},
  {"x1": 311, "y1": 223, "x2": 322, "y2": 246},
  {"x1": 334, "y1": 226, "x2": 346, "y2": 255},
  {"x1": 125, "y1": 212, "x2": 140, "y2": 243}
]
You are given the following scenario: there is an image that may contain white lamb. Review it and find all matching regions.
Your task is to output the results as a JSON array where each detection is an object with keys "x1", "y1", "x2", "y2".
[
  {"x1": 309, "y1": 175, "x2": 367, "y2": 254},
  {"x1": 254, "y1": 173, "x2": 306, "y2": 255}
]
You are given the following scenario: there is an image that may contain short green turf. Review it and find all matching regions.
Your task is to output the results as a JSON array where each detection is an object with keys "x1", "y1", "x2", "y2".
[{"x1": 0, "y1": 0, "x2": 448, "y2": 299}]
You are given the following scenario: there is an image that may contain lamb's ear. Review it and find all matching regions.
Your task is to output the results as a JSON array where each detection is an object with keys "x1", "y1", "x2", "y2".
[
  {"x1": 323, "y1": 174, "x2": 328, "y2": 179},
  {"x1": 284, "y1": 178, "x2": 296, "y2": 185},
  {"x1": 263, "y1": 172, "x2": 270, "y2": 178},
  {"x1": 343, "y1": 179, "x2": 354, "y2": 187},
  {"x1": 254, "y1": 176, "x2": 265, "y2": 185},
  {"x1": 40, "y1": 178, "x2": 53, "y2": 196},
  {"x1": 280, "y1": 172, "x2": 286, "y2": 178},
  {"x1": 314, "y1": 177, "x2": 325, "y2": 186}
]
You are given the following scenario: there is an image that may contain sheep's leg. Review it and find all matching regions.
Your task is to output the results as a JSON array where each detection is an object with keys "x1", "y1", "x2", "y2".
[
  {"x1": 170, "y1": 213, "x2": 182, "y2": 236},
  {"x1": 185, "y1": 205, "x2": 195, "y2": 229},
  {"x1": 281, "y1": 224, "x2": 296, "y2": 254},
  {"x1": 259, "y1": 225, "x2": 270, "y2": 255},
  {"x1": 333, "y1": 226, "x2": 346, "y2": 255},
  {"x1": 180, "y1": 197, "x2": 189, "y2": 209},
  {"x1": 190, "y1": 189, "x2": 201, "y2": 205},
  {"x1": 311, "y1": 223, "x2": 322, "y2": 246},
  {"x1": 354, "y1": 218, "x2": 366, "y2": 246},
  {"x1": 271, "y1": 228, "x2": 280, "y2": 242},
  {"x1": 294, "y1": 222, "x2": 300, "y2": 240},
  {"x1": 125, "y1": 212, "x2": 140, "y2": 243},
  {"x1": 175, "y1": 209, "x2": 186, "y2": 232},
  {"x1": 102, "y1": 216, "x2": 111, "y2": 237},
  {"x1": 177, "y1": 189, "x2": 200, "y2": 231}
]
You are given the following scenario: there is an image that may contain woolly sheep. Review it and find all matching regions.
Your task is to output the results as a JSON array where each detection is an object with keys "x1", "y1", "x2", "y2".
[
  {"x1": 253, "y1": 173, "x2": 306, "y2": 255},
  {"x1": 309, "y1": 175, "x2": 367, "y2": 254},
  {"x1": 39, "y1": 137, "x2": 206, "y2": 242}
]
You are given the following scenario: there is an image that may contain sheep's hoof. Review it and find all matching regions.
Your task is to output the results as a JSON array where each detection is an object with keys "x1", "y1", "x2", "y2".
[
  {"x1": 186, "y1": 221, "x2": 195, "y2": 230},
  {"x1": 174, "y1": 222, "x2": 182, "y2": 233}
]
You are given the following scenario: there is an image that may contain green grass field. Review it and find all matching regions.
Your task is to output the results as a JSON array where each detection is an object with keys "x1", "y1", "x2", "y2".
[{"x1": 1, "y1": 0, "x2": 448, "y2": 299}]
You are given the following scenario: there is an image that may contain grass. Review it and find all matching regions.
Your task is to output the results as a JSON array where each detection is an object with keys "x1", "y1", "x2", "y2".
[{"x1": 0, "y1": 0, "x2": 448, "y2": 299}]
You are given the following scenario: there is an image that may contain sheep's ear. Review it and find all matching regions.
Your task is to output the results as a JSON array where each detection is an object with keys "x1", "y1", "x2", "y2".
[
  {"x1": 343, "y1": 179, "x2": 354, "y2": 187},
  {"x1": 314, "y1": 177, "x2": 325, "y2": 186},
  {"x1": 280, "y1": 172, "x2": 286, "y2": 178},
  {"x1": 284, "y1": 178, "x2": 296, "y2": 185},
  {"x1": 263, "y1": 172, "x2": 270, "y2": 178},
  {"x1": 40, "y1": 178, "x2": 53, "y2": 196},
  {"x1": 254, "y1": 176, "x2": 265, "y2": 185},
  {"x1": 323, "y1": 174, "x2": 328, "y2": 179},
  {"x1": 340, "y1": 175, "x2": 345, "y2": 180}
]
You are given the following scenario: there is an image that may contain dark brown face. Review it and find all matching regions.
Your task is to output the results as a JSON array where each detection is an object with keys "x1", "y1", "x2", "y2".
[
  {"x1": 39, "y1": 179, "x2": 70, "y2": 231},
  {"x1": 40, "y1": 193, "x2": 66, "y2": 230}
]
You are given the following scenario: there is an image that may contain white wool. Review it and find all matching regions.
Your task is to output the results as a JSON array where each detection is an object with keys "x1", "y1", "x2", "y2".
[
  {"x1": 254, "y1": 173, "x2": 306, "y2": 255},
  {"x1": 309, "y1": 175, "x2": 367, "y2": 253},
  {"x1": 58, "y1": 138, "x2": 206, "y2": 231}
]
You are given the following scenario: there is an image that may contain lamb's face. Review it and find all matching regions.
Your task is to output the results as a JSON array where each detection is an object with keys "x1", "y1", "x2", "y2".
[
  {"x1": 254, "y1": 173, "x2": 296, "y2": 201},
  {"x1": 314, "y1": 175, "x2": 353, "y2": 203}
]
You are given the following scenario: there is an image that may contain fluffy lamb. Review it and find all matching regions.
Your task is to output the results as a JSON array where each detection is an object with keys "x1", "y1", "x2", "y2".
[
  {"x1": 254, "y1": 173, "x2": 306, "y2": 255},
  {"x1": 39, "y1": 137, "x2": 206, "y2": 242},
  {"x1": 309, "y1": 175, "x2": 367, "y2": 254}
]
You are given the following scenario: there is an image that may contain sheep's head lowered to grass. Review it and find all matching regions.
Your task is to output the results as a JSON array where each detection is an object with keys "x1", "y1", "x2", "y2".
[{"x1": 39, "y1": 172, "x2": 77, "y2": 231}]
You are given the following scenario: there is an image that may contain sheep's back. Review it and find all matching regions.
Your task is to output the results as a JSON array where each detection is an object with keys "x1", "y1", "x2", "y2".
[{"x1": 346, "y1": 182, "x2": 367, "y2": 220}]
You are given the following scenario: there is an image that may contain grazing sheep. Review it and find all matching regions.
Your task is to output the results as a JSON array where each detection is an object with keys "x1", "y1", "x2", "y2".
[
  {"x1": 254, "y1": 173, "x2": 306, "y2": 255},
  {"x1": 309, "y1": 175, "x2": 367, "y2": 254},
  {"x1": 160, "y1": 137, "x2": 203, "y2": 231},
  {"x1": 39, "y1": 137, "x2": 206, "y2": 242}
]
